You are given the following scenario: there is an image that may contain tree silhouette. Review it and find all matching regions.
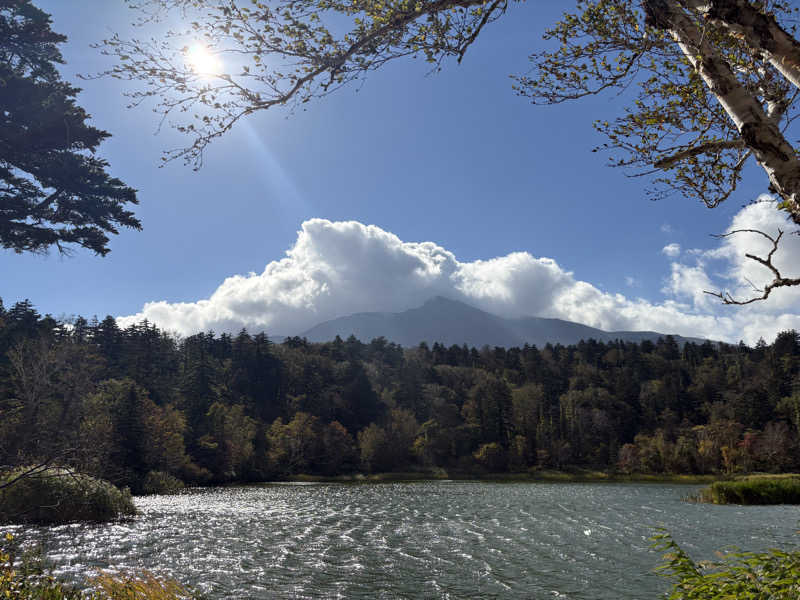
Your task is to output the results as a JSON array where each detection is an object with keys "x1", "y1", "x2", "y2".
[{"x1": 1, "y1": 0, "x2": 140, "y2": 255}]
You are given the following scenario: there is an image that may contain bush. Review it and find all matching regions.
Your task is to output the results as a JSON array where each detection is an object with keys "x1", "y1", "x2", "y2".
[
  {"x1": 142, "y1": 471, "x2": 184, "y2": 495},
  {"x1": 652, "y1": 528, "x2": 800, "y2": 598},
  {"x1": 694, "y1": 476, "x2": 800, "y2": 505},
  {"x1": 0, "y1": 467, "x2": 137, "y2": 524}
]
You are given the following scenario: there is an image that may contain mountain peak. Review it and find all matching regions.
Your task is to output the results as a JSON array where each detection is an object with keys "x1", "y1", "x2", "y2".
[
  {"x1": 300, "y1": 297, "x2": 707, "y2": 348},
  {"x1": 423, "y1": 295, "x2": 460, "y2": 306}
]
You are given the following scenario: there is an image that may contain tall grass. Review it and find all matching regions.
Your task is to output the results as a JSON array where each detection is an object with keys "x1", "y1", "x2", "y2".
[
  {"x1": 89, "y1": 571, "x2": 194, "y2": 599},
  {"x1": 694, "y1": 476, "x2": 800, "y2": 505}
]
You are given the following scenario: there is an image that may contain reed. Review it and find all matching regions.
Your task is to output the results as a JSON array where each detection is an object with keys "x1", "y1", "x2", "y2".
[
  {"x1": 89, "y1": 571, "x2": 194, "y2": 599},
  {"x1": 694, "y1": 475, "x2": 800, "y2": 505}
]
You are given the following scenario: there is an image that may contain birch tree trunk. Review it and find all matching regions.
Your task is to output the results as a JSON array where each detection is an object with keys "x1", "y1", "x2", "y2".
[
  {"x1": 645, "y1": 0, "x2": 800, "y2": 223},
  {"x1": 684, "y1": 0, "x2": 800, "y2": 90}
]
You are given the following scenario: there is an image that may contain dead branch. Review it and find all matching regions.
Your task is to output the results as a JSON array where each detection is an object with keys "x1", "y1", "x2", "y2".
[{"x1": 704, "y1": 228, "x2": 800, "y2": 304}]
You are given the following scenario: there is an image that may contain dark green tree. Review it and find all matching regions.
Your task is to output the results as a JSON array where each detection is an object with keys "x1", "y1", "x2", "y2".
[{"x1": 0, "y1": 0, "x2": 139, "y2": 255}]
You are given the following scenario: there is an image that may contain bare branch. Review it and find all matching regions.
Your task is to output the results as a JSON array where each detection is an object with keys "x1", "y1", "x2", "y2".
[
  {"x1": 704, "y1": 228, "x2": 800, "y2": 304},
  {"x1": 0, "y1": 449, "x2": 76, "y2": 492}
]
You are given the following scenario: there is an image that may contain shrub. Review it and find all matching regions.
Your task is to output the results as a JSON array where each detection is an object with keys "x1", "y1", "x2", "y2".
[
  {"x1": 0, "y1": 467, "x2": 137, "y2": 524},
  {"x1": 142, "y1": 471, "x2": 185, "y2": 495},
  {"x1": 652, "y1": 528, "x2": 800, "y2": 599},
  {"x1": 694, "y1": 476, "x2": 800, "y2": 505}
]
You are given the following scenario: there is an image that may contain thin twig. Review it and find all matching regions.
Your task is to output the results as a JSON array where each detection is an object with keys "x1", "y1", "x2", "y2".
[{"x1": 704, "y1": 228, "x2": 800, "y2": 304}]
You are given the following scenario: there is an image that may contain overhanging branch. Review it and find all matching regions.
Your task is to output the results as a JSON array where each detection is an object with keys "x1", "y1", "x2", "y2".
[{"x1": 654, "y1": 139, "x2": 745, "y2": 169}]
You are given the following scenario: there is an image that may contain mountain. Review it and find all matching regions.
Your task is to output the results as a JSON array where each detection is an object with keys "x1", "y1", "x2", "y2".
[{"x1": 299, "y1": 296, "x2": 709, "y2": 347}]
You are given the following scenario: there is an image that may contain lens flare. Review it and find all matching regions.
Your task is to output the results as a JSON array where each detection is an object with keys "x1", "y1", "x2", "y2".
[{"x1": 186, "y1": 44, "x2": 222, "y2": 76}]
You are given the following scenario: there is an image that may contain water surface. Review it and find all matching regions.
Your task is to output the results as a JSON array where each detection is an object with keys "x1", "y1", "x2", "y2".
[{"x1": 12, "y1": 481, "x2": 800, "y2": 599}]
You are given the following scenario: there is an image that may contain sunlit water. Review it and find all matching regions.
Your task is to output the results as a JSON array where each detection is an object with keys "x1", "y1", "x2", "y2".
[{"x1": 9, "y1": 482, "x2": 799, "y2": 599}]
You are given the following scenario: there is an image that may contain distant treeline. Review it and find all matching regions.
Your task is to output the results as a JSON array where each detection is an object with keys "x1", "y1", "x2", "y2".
[{"x1": 1, "y1": 298, "x2": 798, "y2": 491}]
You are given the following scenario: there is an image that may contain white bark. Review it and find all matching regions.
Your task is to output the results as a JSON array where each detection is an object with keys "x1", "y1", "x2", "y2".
[
  {"x1": 683, "y1": 0, "x2": 800, "y2": 90},
  {"x1": 645, "y1": 0, "x2": 800, "y2": 221}
]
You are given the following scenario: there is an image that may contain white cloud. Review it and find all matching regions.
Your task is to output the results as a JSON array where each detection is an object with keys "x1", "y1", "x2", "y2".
[
  {"x1": 118, "y1": 206, "x2": 800, "y2": 345},
  {"x1": 662, "y1": 260, "x2": 715, "y2": 310},
  {"x1": 660, "y1": 199, "x2": 800, "y2": 339},
  {"x1": 625, "y1": 276, "x2": 636, "y2": 287},
  {"x1": 661, "y1": 223, "x2": 674, "y2": 234},
  {"x1": 705, "y1": 198, "x2": 800, "y2": 311},
  {"x1": 662, "y1": 243, "x2": 681, "y2": 258}
]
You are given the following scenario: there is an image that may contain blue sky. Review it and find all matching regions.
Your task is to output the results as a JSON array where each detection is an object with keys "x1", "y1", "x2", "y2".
[{"x1": 3, "y1": 0, "x2": 798, "y2": 344}]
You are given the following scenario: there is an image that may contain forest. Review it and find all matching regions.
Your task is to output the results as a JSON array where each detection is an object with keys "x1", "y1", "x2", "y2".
[{"x1": 1, "y1": 297, "x2": 798, "y2": 493}]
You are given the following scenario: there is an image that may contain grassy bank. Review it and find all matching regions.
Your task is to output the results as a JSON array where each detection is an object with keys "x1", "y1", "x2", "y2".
[{"x1": 693, "y1": 474, "x2": 800, "y2": 505}]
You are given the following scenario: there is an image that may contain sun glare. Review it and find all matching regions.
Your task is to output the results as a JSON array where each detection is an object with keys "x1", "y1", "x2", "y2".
[{"x1": 186, "y1": 44, "x2": 223, "y2": 76}]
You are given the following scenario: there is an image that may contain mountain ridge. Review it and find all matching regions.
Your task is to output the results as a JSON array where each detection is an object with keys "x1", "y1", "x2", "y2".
[{"x1": 300, "y1": 296, "x2": 709, "y2": 347}]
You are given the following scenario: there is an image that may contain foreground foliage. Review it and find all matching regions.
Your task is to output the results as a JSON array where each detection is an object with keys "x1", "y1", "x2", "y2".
[
  {"x1": 653, "y1": 529, "x2": 800, "y2": 599},
  {"x1": 89, "y1": 571, "x2": 194, "y2": 600},
  {"x1": 1, "y1": 534, "x2": 193, "y2": 599},
  {"x1": 0, "y1": 536, "x2": 81, "y2": 599},
  {"x1": 695, "y1": 475, "x2": 800, "y2": 505},
  {"x1": 0, "y1": 467, "x2": 136, "y2": 524}
]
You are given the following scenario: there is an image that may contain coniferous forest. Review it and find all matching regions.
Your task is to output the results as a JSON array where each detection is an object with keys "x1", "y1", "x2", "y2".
[{"x1": 2, "y1": 297, "x2": 799, "y2": 493}]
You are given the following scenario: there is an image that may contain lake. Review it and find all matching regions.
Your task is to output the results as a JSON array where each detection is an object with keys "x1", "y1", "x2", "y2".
[{"x1": 10, "y1": 481, "x2": 799, "y2": 598}]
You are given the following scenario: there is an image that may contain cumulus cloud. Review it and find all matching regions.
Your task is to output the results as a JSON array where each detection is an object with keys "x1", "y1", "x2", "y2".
[
  {"x1": 662, "y1": 260, "x2": 715, "y2": 310},
  {"x1": 661, "y1": 198, "x2": 800, "y2": 340},
  {"x1": 705, "y1": 198, "x2": 800, "y2": 311},
  {"x1": 119, "y1": 206, "x2": 800, "y2": 345},
  {"x1": 662, "y1": 243, "x2": 681, "y2": 258}
]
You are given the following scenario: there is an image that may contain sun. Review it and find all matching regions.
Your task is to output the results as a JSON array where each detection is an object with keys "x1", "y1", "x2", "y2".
[{"x1": 185, "y1": 44, "x2": 223, "y2": 76}]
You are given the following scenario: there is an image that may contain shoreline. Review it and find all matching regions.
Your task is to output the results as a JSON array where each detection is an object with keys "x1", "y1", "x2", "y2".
[{"x1": 276, "y1": 470, "x2": 720, "y2": 485}]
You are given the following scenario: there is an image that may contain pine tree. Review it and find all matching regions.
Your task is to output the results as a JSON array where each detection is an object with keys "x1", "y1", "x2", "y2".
[{"x1": 0, "y1": 0, "x2": 139, "y2": 255}]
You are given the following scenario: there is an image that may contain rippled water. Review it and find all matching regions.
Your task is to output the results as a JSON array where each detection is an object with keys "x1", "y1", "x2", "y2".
[{"x1": 9, "y1": 481, "x2": 800, "y2": 599}]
